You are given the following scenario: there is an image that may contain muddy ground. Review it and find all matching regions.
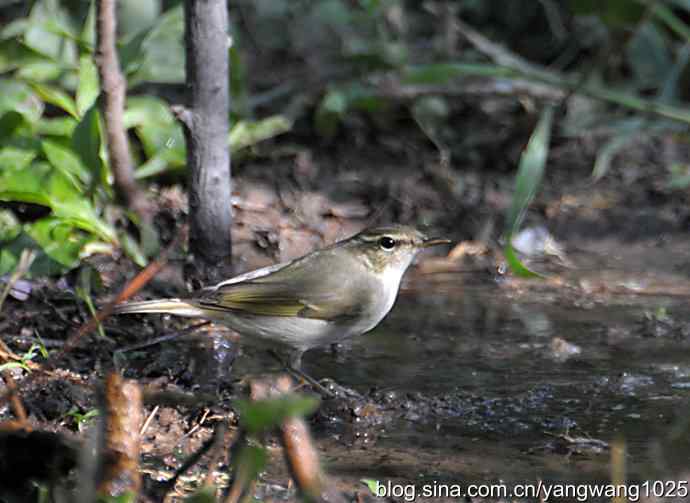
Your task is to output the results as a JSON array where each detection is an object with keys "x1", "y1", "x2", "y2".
[{"x1": 2, "y1": 112, "x2": 690, "y2": 502}]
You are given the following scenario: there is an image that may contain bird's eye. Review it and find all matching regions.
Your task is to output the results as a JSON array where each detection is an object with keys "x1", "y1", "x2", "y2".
[{"x1": 379, "y1": 236, "x2": 396, "y2": 250}]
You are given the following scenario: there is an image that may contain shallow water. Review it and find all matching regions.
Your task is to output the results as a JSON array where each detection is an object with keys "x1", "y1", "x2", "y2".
[{"x1": 303, "y1": 276, "x2": 690, "y2": 489}]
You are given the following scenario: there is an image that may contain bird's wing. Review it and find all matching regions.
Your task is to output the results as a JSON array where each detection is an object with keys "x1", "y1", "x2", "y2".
[{"x1": 193, "y1": 252, "x2": 369, "y2": 321}]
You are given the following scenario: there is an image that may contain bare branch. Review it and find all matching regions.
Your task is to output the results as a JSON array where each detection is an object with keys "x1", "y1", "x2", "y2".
[{"x1": 96, "y1": 0, "x2": 151, "y2": 220}]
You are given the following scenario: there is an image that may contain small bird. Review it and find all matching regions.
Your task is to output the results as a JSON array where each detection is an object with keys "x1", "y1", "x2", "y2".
[{"x1": 114, "y1": 225, "x2": 449, "y2": 371}]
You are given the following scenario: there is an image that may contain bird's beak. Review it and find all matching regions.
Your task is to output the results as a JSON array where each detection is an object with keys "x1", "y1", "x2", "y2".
[{"x1": 422, "y1": 237, "x2": 452, "y2": 248}]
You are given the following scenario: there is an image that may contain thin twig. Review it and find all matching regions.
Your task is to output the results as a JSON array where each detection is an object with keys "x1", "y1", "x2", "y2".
[
  {"x1": 95, "y1": 0, "x2": 151, "y2": 220},
  {"x1": 139, "y1": 405, "x2": 159, "y2": 436}
]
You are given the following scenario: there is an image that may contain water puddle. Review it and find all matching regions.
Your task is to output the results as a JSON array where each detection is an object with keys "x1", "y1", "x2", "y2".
[{"x1": 302, "y1": 277, "x2": 690, "y2": 488}]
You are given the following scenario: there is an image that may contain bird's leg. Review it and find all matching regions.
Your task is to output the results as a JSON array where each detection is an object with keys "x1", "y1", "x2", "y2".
[{"x1": 266, "y1": 349, "x2": 334, "y2": 398}]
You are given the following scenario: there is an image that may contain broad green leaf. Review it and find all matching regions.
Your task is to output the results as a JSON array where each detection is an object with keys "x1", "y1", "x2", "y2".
[
  {"x1": 0, "y1": 79, "x2": 43, "y2": 123},
  {"x1": 36, "y1": 116, "x2": 78, "y2": 137},
  {"x1": 0, "y1": 155, "x2": 46, "y2": 206},
  {"x1": 235, "y1": 395, "x2": 319, "y2": 435},
  {"x1": 42, "y1": 139, "x2": 91, "y2": 188},
  {"x1": 125, "y1": 96, "x2": 184, "y2": 158},
  {"x1": 0, "y1": 19, "x2": 29, "y2": 40},
  {"x1": 0, "y1": 210, "x2": 21, "y2": 242},
  {"x1": 0, "y1": 111, "x2": 25, "y2": 138},
  {"x1": 31, "y1": 82, "x2": 78, "y2": 118},
  {"x1": 127, "y1": 5, "x2": 185, "y2": 85},
  {"x1": 76, "y1": 54, "x2": 100, "y2": 116},
  {"x1": 46, "y1": 171, "x2": 116, "y2": 242},
  {"x1": 229, "y1": 116, "x2": 292, "y2": 152},
  {"x1": 24, "y1": 0, "x2": 74, "y2": 60},
  {"x1": 25, "y1": 218, "x2": 90, "y2": 269},
  {"x1": 16, "y1": 59, "x2": 63, "y2": 81},
  {"x1": 0, "y1": 160, "x2": 115, "y2": 243},
  {"x1": 134, "y1": 154, "x2": 169, "y2": 179},
  {"x1": 118, "y1": 0, "x2": 161, "y2": 40},
  {"x1": 72, "y1": 103, "x2": 103, "y2": 175},
  {"x1": 0, "y1": 230, "x2": 84, "y2": 277}
]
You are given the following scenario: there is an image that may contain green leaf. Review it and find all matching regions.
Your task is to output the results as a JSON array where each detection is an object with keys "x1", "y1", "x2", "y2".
[
  {"x1": 504, "y1": 242, "x2": 543, "y2": 279},
  {"x1": 235, "y1": 395, "x2": 319, "y2": 435},
  {"x1": 125, "y1": 97, "x2": 184, "y2": 158},
  {"x1": 118, "y1": 0, "x2": 161, "y2": 40},
  {"x1": 46, "y1": 172, "x2": 116, "y2": 242},
  {"x1": 24, "y1": 0, "x2": 77, "y2": 62},
  {"x1": 126, "y1": 5, "x2": 185, "y2": 85},
  {"x1": 134, "y1": 154, "x2": 169, "y2": 179},
  {"x1": 72, "y1": 103, "x2": 104, "y2": 175},
  {"x1": 25, "y1": 218, "x2": 90, "y2": 269},
  {"x1": 30, "y1": 82, "x2": 78, "y2": 119},
  {"x1": 36, "y1": 116, "x2": 78, "y2": 137},
  {"x1": 0, "y1": 79, "x2": 43, "y2": 123},
  {"x1": 118, "y1": 231, "x2": 148, "y2": 267},
  {"x1": 80, "y1": 0, "x2": 96, "y2": 50},
  {"x1": 0, "y1": 160, "x2": 116, "y2": 243},
  {"x1": 42, "y1": 139, "x2": 91, "y2": 188},
  {"x1": 315, "y1": 89, "x2": 348, "y2": 138},
  {"x1": 229, "y1": 116, "x2": 293, "y2": 152},
  {"x1": 505, "y1": 106, "x2": 553, "y2": 236},
  {"x1": 16, "y1": 59, "x2": 63, "y2": 81},
  {"x1": 592, "y1": 132, "x2": 638, "y2": 182},
  {"x1": 0, "y1": 210, "x2": 21, "y2": 243},
  {"x1": 0, "y1": 147, "x2": 38, "y2": 171},
  {"x1": 76, "y1": 54, "x2": 100, "y2": 117},
  {"x1": 362, "y1": 479, "x2": 380, "y2": 495},
  {"x1": 0, "y1": 111, "x2": 26, "y2": 139}
]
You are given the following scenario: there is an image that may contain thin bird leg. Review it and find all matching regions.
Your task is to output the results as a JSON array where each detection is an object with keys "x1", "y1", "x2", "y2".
[{"x1": 266, "y1": 350, "x2": 334, "y2": 398}]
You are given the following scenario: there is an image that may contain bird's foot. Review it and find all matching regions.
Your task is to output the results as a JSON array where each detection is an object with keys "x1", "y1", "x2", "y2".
[{"x1": 266, "y1": 349, "x2": 335, "y2": 398}]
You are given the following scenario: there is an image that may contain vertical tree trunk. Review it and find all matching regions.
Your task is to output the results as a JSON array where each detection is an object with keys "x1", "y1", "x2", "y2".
[{"x1": 182, "y1": 0, "x2": 233, "y2": 284}]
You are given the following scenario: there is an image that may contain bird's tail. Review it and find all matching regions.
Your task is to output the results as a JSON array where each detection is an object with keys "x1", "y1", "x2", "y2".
[{"x1": 113, "y1": 298, "x2": 207, "y2": 318}]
